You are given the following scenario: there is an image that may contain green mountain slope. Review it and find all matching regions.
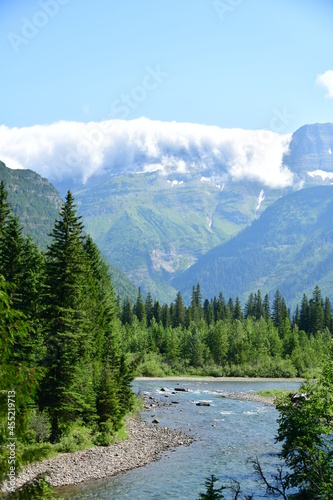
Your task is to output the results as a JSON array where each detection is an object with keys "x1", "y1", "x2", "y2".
[
  {"x1": 73, "y1": 171, "x2": 280, "y2": 302},
  {"x1": 172, "y1": 186, "x2": 333, "y2": 307},
  {"x1": 0, "y1": 160, "x2": 62, "y2": 249}
]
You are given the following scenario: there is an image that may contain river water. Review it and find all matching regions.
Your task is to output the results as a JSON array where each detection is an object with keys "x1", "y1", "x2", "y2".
[{"x1": 59, "y1": 379, "x2": 300, "y2": 499}]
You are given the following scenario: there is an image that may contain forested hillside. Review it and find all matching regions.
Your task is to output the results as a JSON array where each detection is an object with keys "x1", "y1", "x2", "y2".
[
  {"x1": 174, "y1": 185, "x2": 333, "y2": 307},
  {"x1": 0, "y1": 161, "x2": 62, "y2": 249}
]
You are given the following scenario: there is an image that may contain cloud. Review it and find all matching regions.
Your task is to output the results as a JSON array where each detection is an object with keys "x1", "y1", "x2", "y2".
[
  {"x1": 316, "y1": 70, "x2": 333, "y2": 98},
  {"x1": 0, "y1": 117, "x2": 293, "y2": 188}
]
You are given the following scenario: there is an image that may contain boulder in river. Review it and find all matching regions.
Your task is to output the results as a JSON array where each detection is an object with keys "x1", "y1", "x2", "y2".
[
  {"x1": 196, "y1": 402, "x2": 210, "y2": 407},
  {"x1": 152, "y1": 419, "x2": 159, "y2": 424},
  {"x1": 174, "y1": 387, "x2": 190, "y2": 392}
]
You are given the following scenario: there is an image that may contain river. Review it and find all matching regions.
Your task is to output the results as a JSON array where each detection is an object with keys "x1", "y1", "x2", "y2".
[{"x1": 59, "y1": 379, "x2": 300, "y2": 499}]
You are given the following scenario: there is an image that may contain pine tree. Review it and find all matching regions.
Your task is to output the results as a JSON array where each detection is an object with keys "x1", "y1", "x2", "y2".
[
  {"x1": 134, "y1": 287, "x2": 145, "y2": 323},
  {"x1": 82, "y1": 235, "x2": 135, "y2": 432},
  {"x1": 145, "y1": 292, "x2": 154, "y2": 327},
  {"x1": 173, "y1": 291, "x2": 186, "y2": 328},
  {"x1": 153, "y1": 299, "x2": 161, "y2": 324},
  {"x1": 0, "y1": 180, "x2": 11, "y2": 236},
  {"x1": 161, "y1": 303, "x2": 171, "y2": 328},
  {"x1": 0, "y1": 276, "x2": 38, "y2": 477},
  {"x1": 271, "y1": 290, "x2": 287, "y2": 330},
  {"x1": 263, "y1": 294, "x2": 271, "y2": 321},
  {"x1": 299, "y1": 294, "x2": 309, "y2": 334},
  {"x1": 244, "y1": 292, "x2": 255, "y2": 318},
  {"x1": 227, "y1": 297, "x2": 234, "y2": 318},
  {"x1": 324, "y1": 296, "x2": 332, "y2": 332},
  {"x1": 122, "y1": 297, "x2": 133, "y2": 325},
  {"x1": 0, "y1": 214, "x2": 25, "y2": 286},
  {"x1": 233, "y1": 296, "x2": 243, "y2": 321},
  {"x1": 40, "y1": 191, "x2": 95, "y2": 440},
  {"x1": 198, "y1": 474, "x2": 226, "y2": 499},
  {"x1": 217, "y1": 292, "x2": 227, "y2": 320},
  {"x1": 203, "y1": 298, "x2": 213, "y2": 325},
  {"x1": 308, "y1": 285, "x2": 324, "y2": 334},
  {"x1": 254, "y1": 289, "x2": 265, "y2": 319}
]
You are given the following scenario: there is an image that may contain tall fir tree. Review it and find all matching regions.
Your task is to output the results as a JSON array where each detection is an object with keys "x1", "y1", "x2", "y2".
[
  {"x1": 0, "y1": 180, "x2": 11, "y2": 237},
  {"x1": 299, "y1": 293, "x2": 309, "y2": 334},
  {"x1": 173, "y1": 291, "x2": 186, "y2": 328},
  {"x1": 40, "y1": 191, "x2": 96, "y2": 439}
]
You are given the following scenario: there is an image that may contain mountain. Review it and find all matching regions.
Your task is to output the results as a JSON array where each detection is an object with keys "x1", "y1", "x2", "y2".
[
  {"x1": 73, "y1": 171, "x2": 280, "y2": 302},
  {"x1": 0, "y1": 161, "x2": 62, "y2": 249},
  {"x1": 283, "y1": 123, "x2": 333, "y2": 179},
  {"x1": 172, "y1": 185, "x2": 333, "y2": 308}
]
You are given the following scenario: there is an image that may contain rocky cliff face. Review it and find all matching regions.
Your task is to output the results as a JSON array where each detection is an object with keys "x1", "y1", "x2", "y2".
[{"x1": 284, "y1": 123, "x2": 333, "y2": 176}]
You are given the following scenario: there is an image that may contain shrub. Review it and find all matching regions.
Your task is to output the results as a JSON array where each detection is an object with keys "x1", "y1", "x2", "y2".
[
  {"x1": 55, "y1": 424, "x2": 93, "y2": 453},
  {"x1": 28, "y1": 410, "x2": 51, "y2": 443}
]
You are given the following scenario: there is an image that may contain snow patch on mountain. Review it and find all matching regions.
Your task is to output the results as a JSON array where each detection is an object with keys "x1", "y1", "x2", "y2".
[
  {"x1": 167, "y1": 179, "x2": 183, "y2": 187},
  {"x1": 308, "y1": 170, "x2": 333, "y2": 181}
]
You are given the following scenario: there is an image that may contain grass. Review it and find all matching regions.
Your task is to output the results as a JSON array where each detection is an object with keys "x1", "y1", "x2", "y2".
[{"x1": 256, "y1": 389, "x2": 290, "y2": 398}]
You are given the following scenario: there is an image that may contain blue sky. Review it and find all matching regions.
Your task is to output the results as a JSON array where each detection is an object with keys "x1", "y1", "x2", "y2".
[{"x1": 1, "y1": 0, "x2": 333, "y2": 132}]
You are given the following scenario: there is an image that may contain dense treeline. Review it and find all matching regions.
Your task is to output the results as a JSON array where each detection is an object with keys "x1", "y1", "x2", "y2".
[
  {"x1": 0, "y1": 182, "x2": 135, "y2": 495},
  {"x1": 119, "y1": 284, "x2": 333, "y2": 378}
]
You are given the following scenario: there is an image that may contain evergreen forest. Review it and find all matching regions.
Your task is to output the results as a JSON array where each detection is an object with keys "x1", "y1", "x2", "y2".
[
  {"x1": 0, "y1": 181, "x2": 135, "y2": 496},
  {"x1": 120, "y1": 283, "x2": 332, "y2": 379}
]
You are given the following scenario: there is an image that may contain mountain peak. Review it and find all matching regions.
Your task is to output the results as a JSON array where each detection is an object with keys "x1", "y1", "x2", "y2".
[{"x1": 283, "y1": 122, "x2": 333, "y2": 174}]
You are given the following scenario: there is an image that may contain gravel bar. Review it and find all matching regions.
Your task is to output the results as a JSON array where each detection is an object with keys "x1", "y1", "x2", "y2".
[{"x1": 2, "y1": 417, "x2": 194, "y2": 493}]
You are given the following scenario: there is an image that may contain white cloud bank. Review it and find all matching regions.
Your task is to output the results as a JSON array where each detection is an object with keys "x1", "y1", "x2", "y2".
[
  {"x1": 316, "y1": 70, "x2": 333, "y2": 98},
  {"x1": 0, "y1": 117, "x2": 293, "y2": 188}
]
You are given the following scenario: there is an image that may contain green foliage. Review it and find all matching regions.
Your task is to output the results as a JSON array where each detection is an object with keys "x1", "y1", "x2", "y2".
[
  {"x1": 135, "y1": 352, "x2": 173, "y2": 377},
  {"x1": 54, "y1": 424, "x2": 93, "y2": 453},
  {"x1": 276, "y1": 341, "x2": 333, "y2": 498},
  {"x1": 27, "y1": 410, "x2": 51, "y2": 444},
  {"x1": 121, "y1": 285, "x2": 331, "y2": 379}
]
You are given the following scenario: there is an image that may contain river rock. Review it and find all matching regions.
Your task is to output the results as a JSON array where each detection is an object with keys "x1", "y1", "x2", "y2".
[
  {"x1": 196, "y1": 402, "x2": 210, "y2": 406},
  {"x1": 1, "y1": 418, "x2": 194, "y2": 494}
]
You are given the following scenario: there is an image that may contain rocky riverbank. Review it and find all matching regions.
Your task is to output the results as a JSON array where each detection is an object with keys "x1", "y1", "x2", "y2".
[
  {"x1": 2, "y1": 417, "x2": 194, "y2": 494},
  {"x1": 224, "y1": 391, "x2": 276, "y2": 406}
]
